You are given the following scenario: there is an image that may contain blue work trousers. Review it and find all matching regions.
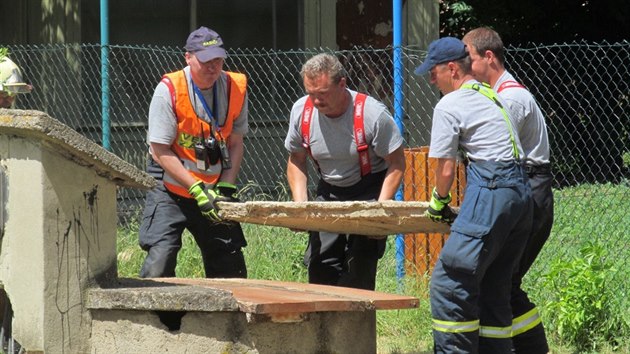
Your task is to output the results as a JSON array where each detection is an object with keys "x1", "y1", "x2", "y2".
[{"x1": 430, "y1": 161, "x2": 533, "y2": 354}]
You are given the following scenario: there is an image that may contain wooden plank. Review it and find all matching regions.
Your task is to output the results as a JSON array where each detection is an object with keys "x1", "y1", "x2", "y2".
[
  {"x1": 159, "y1": 278, "x2": 419, "y2": 314},
  {"x1": 416, "y1": 233, "x2": 430, "y2": 274},
  {"x1": 403, "y1": 149, "x2": 418, "y2": 200},
  {"x1": 217, "y1": 201, "x2": 456, "y2": 235},
  {"x1": 428, "y1": 233, "x2": 446, "y2": 270},
  {"x1": 404, "y1": 232, "x2": 417, "y2": 275},
  {"x1": 401, "y1": 147, "x2": 467, "y2": 275}
]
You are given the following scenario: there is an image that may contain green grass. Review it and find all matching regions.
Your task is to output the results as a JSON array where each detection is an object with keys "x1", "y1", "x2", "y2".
[{"x1": 117, "y1": 182, "x2": 630, "y2": 353}]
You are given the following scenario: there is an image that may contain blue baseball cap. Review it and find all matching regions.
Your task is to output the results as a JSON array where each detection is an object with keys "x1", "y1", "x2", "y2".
[
  {"x1": 184, "y1": 27, "x2": 227, "y2": 62},
  {"x1": 414, "y1": 37, "x2": 468, "y2": 75}
]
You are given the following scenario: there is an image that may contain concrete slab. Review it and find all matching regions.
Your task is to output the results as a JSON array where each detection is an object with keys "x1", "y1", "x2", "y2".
[
  {"x1": 0, "y1": 108, "x2": 155, "y2": 189},
  {"x1": 217, "y1": 200, "x2": 457, "y2": 235},
  {"x1": 87, "y1": 277, "x2": 419, "y2": 316}
]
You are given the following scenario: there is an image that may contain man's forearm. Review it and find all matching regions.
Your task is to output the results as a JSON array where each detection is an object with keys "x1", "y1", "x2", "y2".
[
  {"x1": 378, "y1": 170, "x2": 403, "y2": 201},
  {"x1": 378, "y1": 146, "x2": 405, "y2": 201},
  {"x1": 287, "y1": 153, "x2": 309, "y2": 202},
  {"x1": 155, "y1": 149, "x2": 197, "y2": 189},
  {"x1": 435, "y1": 158, "x2": 456, "y2": 198}
]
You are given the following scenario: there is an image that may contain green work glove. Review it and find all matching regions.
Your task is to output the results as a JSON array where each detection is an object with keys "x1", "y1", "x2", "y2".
[
  {"x1": 214, "y1": 182, "x2": 241, "y2": 202},
  {"x1": 427, "y1": 187, "x2": 458, "y2": 225},
  {"x1": 188, "y1": 180, "x2": 221, "y2": 222}
]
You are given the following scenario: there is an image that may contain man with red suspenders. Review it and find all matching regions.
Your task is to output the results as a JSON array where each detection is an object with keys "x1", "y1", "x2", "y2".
[
  {"x1": 138, "y1": 27, "x2": 249, "y2": 279},
  {"x1": 464, "y1": 27, "x2": 553, "y2": 354},
  {"x1": 284, "y1": 53, "x2": 405, "y2": 290}
]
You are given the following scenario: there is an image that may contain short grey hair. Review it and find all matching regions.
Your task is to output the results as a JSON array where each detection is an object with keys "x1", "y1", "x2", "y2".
[
  {"x1": 300, "y1": 53, "x2": 347, "y2": 84},
  {"x1": 455, "y1": 55, "x2": 472, "y2": 75}
]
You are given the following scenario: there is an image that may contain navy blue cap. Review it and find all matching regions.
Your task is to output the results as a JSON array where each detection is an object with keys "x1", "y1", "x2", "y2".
[
  {"x1": 414, "y1": 37, "x2": 468, "y2": 75},
  {"x1": 184, "y1": 27, "x2": 227, "y2": 62}
]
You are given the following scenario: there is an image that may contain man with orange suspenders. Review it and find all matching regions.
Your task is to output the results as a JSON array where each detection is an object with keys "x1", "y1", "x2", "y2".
[
  {"x1": 139, "y1": 27, "x2": 248, "y2": 279},
  {"x1": 284, "y1": 53, "x2": 405, "y2": 290}
]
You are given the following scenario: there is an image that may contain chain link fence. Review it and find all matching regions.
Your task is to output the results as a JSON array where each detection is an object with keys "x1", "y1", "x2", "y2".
[{"x1": 5, "y1": 42, "x2": 629, "y2": 312}]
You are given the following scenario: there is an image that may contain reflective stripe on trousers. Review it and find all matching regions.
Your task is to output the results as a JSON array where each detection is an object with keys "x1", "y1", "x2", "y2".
[
  {"x1": 479, "y1": 325, "x2": 513, "y2": 339},
  {"x1": 511, "y1": 307, "x2": 542, "y2": 336},
  {"x1": 432, "y1": 307, "x2": 541, "y2": 337},
  {"x1": 432, "y1": 319, "x2": 479, "y2": 334}
]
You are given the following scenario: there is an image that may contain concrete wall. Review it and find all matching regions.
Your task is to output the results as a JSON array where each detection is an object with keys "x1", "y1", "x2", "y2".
[
  {"x1": 0, "y1": 109, "x2": 154, "y2": 353},
  {"x1": 91, "y1": 310, "x2": 376, "y2": 353},
  {"x1": 0, "y1": 132, "x2": 116, "y2": 352},
  {"x1": 303, "y1": 0, "x2": 337, "y2": 49},
  {"x1": 405, "y1": 0, "x2": 441, "y2": 146}
]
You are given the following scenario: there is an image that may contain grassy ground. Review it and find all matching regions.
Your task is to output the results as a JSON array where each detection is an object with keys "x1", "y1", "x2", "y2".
[{"x1": 117, "y1": 182, "x2": 630, "y2": 353}]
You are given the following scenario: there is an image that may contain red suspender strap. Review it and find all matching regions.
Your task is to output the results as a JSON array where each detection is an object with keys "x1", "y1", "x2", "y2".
[
  {"x1": 300, "y1": 97, "x2": 321, "y2": 172},
  {"x1": 353, "y1": 93, "x2": 370, "y2": 176},
  {"x1": 497, "y1": 80, "x2": 525, "y2": 93},
  {"x1": 301, "y1": 97, "x2": 315, "y2": 156},
  {"x1": 161, "y1": 77, "x2": 177, "y2": 114},
  {"x1": 300, "y1": 93, "x2": 371, "y2": 176}
]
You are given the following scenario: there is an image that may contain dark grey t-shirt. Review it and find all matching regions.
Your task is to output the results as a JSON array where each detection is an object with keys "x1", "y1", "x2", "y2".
[{"x1": 285, "y1": 90, "x2": 404, "y2": 187}]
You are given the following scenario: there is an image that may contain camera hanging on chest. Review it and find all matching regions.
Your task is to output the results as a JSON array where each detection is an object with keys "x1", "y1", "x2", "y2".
[{"x1": 192, "y1": 82, "x2": 231, "y2": 171}]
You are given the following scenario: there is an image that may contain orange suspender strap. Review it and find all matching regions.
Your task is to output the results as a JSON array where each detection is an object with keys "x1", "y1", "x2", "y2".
[
  {"x1": 353, "y1": 93, "x2": 371, "y2": 176},
  {"x1": 300, "y1": 93, "x2": 371, "y2": 177},
  {"x1": 497, "y1": 80, "x2": 525, "y2": 93}
]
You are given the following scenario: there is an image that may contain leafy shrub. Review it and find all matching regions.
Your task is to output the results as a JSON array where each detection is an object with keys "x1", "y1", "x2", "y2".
[{"x1": 541, "y1": 241, "x2": 628, "y2": 352}]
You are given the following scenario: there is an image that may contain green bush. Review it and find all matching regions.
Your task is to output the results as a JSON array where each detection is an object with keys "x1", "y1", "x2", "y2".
[{"x1": 541, "y1": 241, "x2": 628, "y2": 352}]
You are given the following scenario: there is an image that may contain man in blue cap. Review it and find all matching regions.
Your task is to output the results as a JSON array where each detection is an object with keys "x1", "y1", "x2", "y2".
[{"x1": 415, "y1": 37, "x2": 533, "y2": 353}]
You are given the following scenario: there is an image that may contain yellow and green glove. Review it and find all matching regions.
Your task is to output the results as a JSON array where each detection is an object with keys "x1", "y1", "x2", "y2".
[
  {"x1": 188, "y1": 180, "x2": 221, "y2": 222},
  {"x1": 427, "y1": 187, "x2": 458, "y2": 225}
]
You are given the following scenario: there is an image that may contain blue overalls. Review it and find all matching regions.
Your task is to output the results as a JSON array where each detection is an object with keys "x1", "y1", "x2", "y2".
[{"x1": 430, "y1": 83, "x2": 533, "y2": 353}]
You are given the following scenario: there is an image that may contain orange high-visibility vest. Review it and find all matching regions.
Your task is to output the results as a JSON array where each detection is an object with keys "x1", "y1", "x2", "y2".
[{"x1": 160, "y1": 69, "x2": 246, "y2": 198}]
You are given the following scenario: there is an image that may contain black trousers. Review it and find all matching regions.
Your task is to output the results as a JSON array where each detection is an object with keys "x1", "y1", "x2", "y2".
[
  {"x1": 511, "y1": 164, "x2": 554, "y2": 354},
  {"x1": 304, "y1": 170, "x2": 387, "y2": 290},
  {"x1": 138, "y1": 181, "x2": 247, "y2": 279}
]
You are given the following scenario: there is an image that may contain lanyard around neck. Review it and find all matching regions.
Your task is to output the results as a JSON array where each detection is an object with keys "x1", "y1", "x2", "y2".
[
  {"x1": 191, "y1": 79, "x2": 221, "y2": 133},
  {"x1": 460, "y1": 82, "x2": 520, "y2": 160}
]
